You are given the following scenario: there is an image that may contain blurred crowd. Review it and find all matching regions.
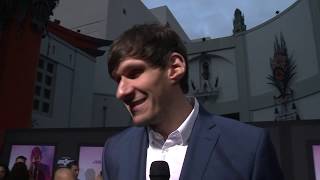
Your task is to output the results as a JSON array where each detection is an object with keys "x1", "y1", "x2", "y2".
[{"x1": 0, "y1": 155, "x2": 81, "y2": 180}]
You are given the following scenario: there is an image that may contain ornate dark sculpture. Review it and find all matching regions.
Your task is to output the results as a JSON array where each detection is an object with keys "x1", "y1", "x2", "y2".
[
  {"x1": 233, "y1": 8, "x2": 246, "y2": 34},
  {"x1": 267, "y1": 33, "x2": 299, "y2": 121},
  {"x1": 0, "y1": 0, "x2": 59, "y2": 33},
  {"x1": 188, "y1": 52, "x2": 220, "y2": 100},
  {"x1": 31, "y1": 0, "x2": 59, "y2": 32},
  {"x1": 201, "y1": 61, "x2": 211, "y2": 91}
]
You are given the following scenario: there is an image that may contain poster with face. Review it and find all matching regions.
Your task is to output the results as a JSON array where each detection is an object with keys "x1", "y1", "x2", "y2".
[
  {"x1": 78, "y1": 146, "x2": 103, "y2": 180},
  {"x1": 9, "y1": 145, "x2": 55, "y2": 180},
  {"x1": 313, "y1": 145, "x2": 320, "y2": 180}
]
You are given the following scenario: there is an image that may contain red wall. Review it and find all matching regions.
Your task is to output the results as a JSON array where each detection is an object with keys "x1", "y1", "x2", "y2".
[{"x1": 0, "y1": 13, "x2": 42, "y2": 149}]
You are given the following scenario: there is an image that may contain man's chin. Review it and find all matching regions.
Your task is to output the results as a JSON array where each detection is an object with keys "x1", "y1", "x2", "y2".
[{"x1": 131, "y1": 116, "x2": 151, "y2": 127}]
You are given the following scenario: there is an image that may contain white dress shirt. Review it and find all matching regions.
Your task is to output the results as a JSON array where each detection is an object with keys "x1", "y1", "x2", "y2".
[{"x1": 146, "y1": 98, "x2": 199, "y2": 180}]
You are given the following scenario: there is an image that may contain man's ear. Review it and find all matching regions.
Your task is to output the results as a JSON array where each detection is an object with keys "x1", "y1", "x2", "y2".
[{"x1": 167, "y1": 52, "x2": 186, "y2": 83}]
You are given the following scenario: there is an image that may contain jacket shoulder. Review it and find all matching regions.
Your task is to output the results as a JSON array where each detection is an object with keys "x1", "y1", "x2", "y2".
[
  {"x1": 213, "y1": 115, "x2": 263, "y2": 136},
  {"x1": 199, "y1": 107, "x2": 264, "y2": 138},
  {"x1": 105, "y1": 126, "x2": 145, "y2": 147}
]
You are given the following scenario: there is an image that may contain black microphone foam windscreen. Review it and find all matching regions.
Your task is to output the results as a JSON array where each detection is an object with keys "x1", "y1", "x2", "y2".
[{"x1": 149, "y1": 161, "x2": 170, "y2": 180}]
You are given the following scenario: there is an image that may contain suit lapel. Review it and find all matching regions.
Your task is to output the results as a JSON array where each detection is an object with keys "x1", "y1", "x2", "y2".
[
  {"x1": 179, "y1": 107, "x2": 220, "y2": 180},
  {"x1": 122, "y1": 127, "x2": 148, "y2": 180},
  {"x1": 137, "y1": 128, "x2": 149, "y2": 180}
]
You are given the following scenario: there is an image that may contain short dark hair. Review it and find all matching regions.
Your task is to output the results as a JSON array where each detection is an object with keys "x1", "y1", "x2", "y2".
[
  {"x1": 8, "y1": 162, "x2": 29, "y2": 180},
  {"x1": 15, "y1": 155, "x2": 27, "y2": 161},
  {"x1": 66, "y1": 160, "x2": 78, "y2": 169},
  {"x1": 108, "y1": 23, "x2": 189, "y2": 93}
]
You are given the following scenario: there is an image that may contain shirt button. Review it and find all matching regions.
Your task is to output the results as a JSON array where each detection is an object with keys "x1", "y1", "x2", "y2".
[{"x1": 162, "y1": 149, "x2": 166, "y2": 153}]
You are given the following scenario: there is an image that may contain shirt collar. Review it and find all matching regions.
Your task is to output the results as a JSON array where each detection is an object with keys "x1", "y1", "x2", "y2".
[
  {"x1": 148, "y1": 98, "x2": 199, "y2": 147},
  {"x1": 178, "y1": 98, "x2": 199, "y2": 145}
]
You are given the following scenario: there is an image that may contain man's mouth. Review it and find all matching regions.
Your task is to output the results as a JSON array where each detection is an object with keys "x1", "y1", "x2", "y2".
[{"x1": 129, "y1": 98, "x2": 147, "y2": 112}]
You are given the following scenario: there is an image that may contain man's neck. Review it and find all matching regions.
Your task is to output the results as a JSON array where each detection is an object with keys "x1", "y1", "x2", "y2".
[{"x1": 150, "y1": 93, "x2": 193, "y2": 139}]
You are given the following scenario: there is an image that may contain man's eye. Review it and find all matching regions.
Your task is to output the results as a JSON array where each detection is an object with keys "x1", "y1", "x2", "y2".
[{"x1": 127, "y1": 69, "x2": 143, "y2": 79}]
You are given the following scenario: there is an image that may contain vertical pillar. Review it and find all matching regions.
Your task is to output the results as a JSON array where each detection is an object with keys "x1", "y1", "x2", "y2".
[{"x1": 0, "y1": 11, "x2": 42, "y2": 149}]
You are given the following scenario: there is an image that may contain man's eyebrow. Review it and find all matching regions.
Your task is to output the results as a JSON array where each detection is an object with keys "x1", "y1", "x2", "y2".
[
  {"x1": 119, "y1": 63, "x2": 144, "y2": 72},
  {"x1": 111, "y1": 61, "x2": 145, "y2": 78}
]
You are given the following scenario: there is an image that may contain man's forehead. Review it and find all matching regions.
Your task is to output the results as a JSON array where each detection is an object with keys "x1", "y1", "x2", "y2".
[
  {"x1": 112, "y1": 58, "x2": 147, "y2": 75},
  {"x1": 71, "y1": 165, "x2": 79, "y2": 168},
  {"x1": 16, "y1": 159, "x2": 26, "y2": 162},
  {"x1": 118, "y1": 58, "x2": 146, "y2": 67}
]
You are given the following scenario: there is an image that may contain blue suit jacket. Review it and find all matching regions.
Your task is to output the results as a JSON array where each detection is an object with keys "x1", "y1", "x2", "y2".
[{"x1": 102, "y1": 107, "x2": 283, "y2": 180}]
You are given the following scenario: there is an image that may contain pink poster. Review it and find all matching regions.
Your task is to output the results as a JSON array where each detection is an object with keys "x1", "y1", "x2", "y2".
[
  {"x1": 313, "y1": 145, "x2": 320, "y2": 180},
  {"x1": 78, "y1": 146, "x2": 103, "y2": 180},
  {"x1": 9, "y1": 145, "x2": 55, "y2": 180}
]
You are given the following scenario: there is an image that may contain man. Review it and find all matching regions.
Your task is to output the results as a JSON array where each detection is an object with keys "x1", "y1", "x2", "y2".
[
  {"x1": 102, "y1": 23, "x2": 283, "y2": 180},
  {"x1": 67, "y1": 161, "x2": 79, "y2": 180},
  {"x1": 0, "y1": 163, "x2": 9, "y2": 180},
  {"x1": 56, "y1": 157, "x2": 79, "y2": 180},
  {"x1": 54, "y1": 168, "x2": 76, "y2": 180}
]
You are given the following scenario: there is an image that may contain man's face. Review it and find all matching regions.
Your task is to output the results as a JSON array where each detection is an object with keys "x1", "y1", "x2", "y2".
[
  {"x1": 15, "y1": 158, "x2": 26, "y2": 164},
  {"x1": 112, "y1": 58, "x2": 171, "y2": 126},
  {"x1": 70, "y1": 165, "x2": 79, "y2": 178},
  {"x1": 0, "y1": 166, "x2": 6, "y2": 178}
]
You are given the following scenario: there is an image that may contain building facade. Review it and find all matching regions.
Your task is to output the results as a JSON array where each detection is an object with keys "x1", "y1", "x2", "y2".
[{"x1": 34, "y1": 0, "x2": 320, "y2": 128}]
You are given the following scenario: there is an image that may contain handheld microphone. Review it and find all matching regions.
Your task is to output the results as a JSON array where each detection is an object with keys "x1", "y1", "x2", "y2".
[{"x1": 149, "y1": 161, "x2": 170, "y2": 180}]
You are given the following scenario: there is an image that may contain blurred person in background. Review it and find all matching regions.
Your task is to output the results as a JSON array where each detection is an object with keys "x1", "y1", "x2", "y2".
[
  {"x1": 95, "y1": 171, "x2": 103, "y2": 180},
  {"x1": 29, "y1": 147, "x2": 50, "y2": 180},
  {"x1": 66, "y1": 161, "x2": 79, "y2": 180},
  {"x1": 8, "y1": 162, "x2": 30, "y2": 180},
  {"x1": 0, "y1": 163, "x2": 9, "y2": 180},
  {"x1": 54, "y1": 168, "x2": 75, "y2": 180},
  {"x1": 15, "y1": 156, "x2": 27, "y2": 164}
]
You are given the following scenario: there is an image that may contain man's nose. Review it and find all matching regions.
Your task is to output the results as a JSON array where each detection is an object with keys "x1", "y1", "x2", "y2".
[{"x1": 116, "y1": 78, "x2": 134, "y2": 101}]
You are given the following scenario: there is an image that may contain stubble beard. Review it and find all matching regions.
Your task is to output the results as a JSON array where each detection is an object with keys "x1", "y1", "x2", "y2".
[{"x1": 130, "y1": 110, "x2": 161, "y2": 127}]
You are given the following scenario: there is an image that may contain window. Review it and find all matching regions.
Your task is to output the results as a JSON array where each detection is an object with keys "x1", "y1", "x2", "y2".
[
  {"x1": 35, "y1": 86, "x2": 41, "y2": 96},
  {"x1": 38, "y1": 59, "x2": 44, "y2": 69},
  {"x1": 45, "y1": 75, "x2": 52, "y2": 86},
  {"x1": 33, "y1": 58, "x2": 56, "y2": 115},
  {"x1": 47, "y1": 63, "x2": 54, "y2": 73},
  {"x1": 37, "y1": 72, "x2": 43, "y2": 82},
  {"x1": 44, "y1": 89, "x2": 51, "y2": 99},
  {"x1": 33, "y1": 99, "x2": 39, "y2": 110}
]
